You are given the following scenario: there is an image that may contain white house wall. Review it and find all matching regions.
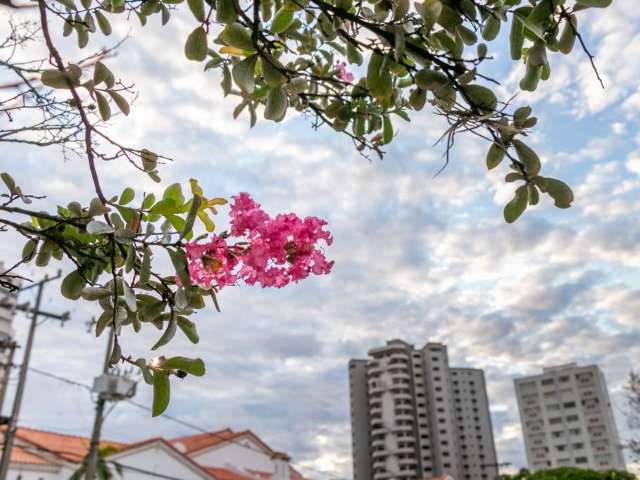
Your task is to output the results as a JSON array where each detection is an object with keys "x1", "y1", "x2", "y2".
[
  {"x1": 191, "y1": 442, "x2": 274, "y2": 473},
  {"x1": 112, "y1": 445, "x2": 209, "y2": 480}
]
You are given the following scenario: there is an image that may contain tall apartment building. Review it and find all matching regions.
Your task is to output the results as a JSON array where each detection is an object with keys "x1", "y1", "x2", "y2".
[
  {"x1": 0, "y1": 267, "x2": 20, "y2": 413},
  {"x1": 514, "y1": 363, "x2": 626, "y2": 472},
  {"x1": 348, "y1": 339, "x2": 499, "y2": 480}
]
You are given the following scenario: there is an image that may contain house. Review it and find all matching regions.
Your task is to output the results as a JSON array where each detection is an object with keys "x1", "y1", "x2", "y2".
[{"x1": 3, "y1": 426, "x2": 306, "y2": 480}]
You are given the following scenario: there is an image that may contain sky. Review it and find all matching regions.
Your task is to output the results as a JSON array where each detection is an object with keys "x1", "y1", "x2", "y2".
[{"x1": 1, "y1": 1, "x2": 640, "y2": 479}]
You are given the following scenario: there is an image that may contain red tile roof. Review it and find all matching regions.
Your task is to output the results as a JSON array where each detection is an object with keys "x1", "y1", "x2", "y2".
[
  {"x1": 5, "y1": 426, "x2": 306, "y2": 480},
  {"x1": 9, "y1": 445, "x2": 57, "y2": 466},
  {"x1": 205, "y1": 467, "x2": 254, "y2": 480},
  {"x1": 4, "y1": 427, "x2": 125, "y2": 464},
  {"x1": 171, "y1": 429, "x2": 275, "y2": 456}
]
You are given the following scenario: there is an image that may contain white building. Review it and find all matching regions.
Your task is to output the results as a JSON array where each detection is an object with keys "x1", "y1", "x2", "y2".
[
  {"x1": 349, "y1": 339, "x2": 499, "y2": 480},
  {"x1": 3, "y1": 426, "x2": 305, "y2": 480},
  {"x1": 514, "y1": 363, "x2": 626, "y2": 472},
  {"x1": 0, "y1": 267, "x2": 20, "y2": 413}
]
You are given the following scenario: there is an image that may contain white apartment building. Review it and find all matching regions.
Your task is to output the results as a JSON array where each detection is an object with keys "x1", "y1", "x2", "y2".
[
  {"x1": 514, "y1": 363, "x2": 626, "y2": 472},
  {"x1": 349, "y1": 339, "x2": 499, "y2": 480}
]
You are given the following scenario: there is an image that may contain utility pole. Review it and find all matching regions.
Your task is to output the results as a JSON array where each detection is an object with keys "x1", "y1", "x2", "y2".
[
  {"x1": 84, "y1": 328, "x2": 113, "y2": 480},
  {"x1": 0, "y1": 272, "x2": 69, "y2": 480},
  {"x1": 0, "y1": 340, "x2": 17, "y2": 415}
]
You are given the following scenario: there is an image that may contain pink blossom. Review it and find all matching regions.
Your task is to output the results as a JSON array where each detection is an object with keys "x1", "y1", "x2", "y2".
[
  {"x1": 181, "y1": 193, "x2": 333, "y2": 290},
  {"x1": 337, "y1": 62, "x2": 354, "y2": 84},
  {"x1": 183, "y1": 235, "x2": 239, "y2": 289}
]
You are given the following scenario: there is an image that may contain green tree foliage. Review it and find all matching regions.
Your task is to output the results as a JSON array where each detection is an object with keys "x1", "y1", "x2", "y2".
[
  {"x1": 0, "y1": 0, "x2": 615, "y2": 414},
  {"x1": 499, "y1": 467, "x2": 636, "y2": 480},
  {"x1": 70, "y1": 445, "x2": 123, "y2": 480},
  {"x1": 625, "y1": 371, "x2": 640, "y2": 462}
]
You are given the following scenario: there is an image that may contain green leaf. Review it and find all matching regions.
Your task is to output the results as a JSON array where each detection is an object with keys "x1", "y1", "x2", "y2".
[
  {"x1": 135, "y1": 358, "x2": 154, "y2": 385},
  {"x1": 482, "y1": 15, "x2": 500, "y2": 41},
  {"x1": 161, "y1": 3, "x2": 171, "y2": 24},
  {"x1": 163, "y1": 183, "x2": 185, "y2": 206},
  {"x1": 95, "y1": 312, "x2": 112, "y2": 337},
  {"x1": 409, "y1": 88, "x2": 427, "y2": 111},
  {"x1": 414, "y1": 69, "x2": 448, "y2": 91},
  {"x1": 220, "y1": 23, "x2": 254, "y2": 51},
  {"x1": 76, "y1": 24, "x2": 89, "y2": 48},
  {"x1": 486, "y1": 142, "x2": 505, "y2": 170},
  {"x1": 61, "y1": 270, "x2": 86, "y2": 300},
  {"x1": 216, "y1": 0, "x2": 238, "y2": 23},
  {"x1": 176, "y1": 317, "x2": 199, "y2": 344},
  {"x1": 416, "y1": 0, "x2": 442, "y2": 32},
  {"x1": 84, "y1": 12, "x2": 96, "y2": 33},
  {"x1": 576, "y1": 0, "x2": 611, "y2": 7},
  {"x1": 512, "y1": 139, "x2": 541, "y2": 176},
  {"x1": 270, "y1": 7, "x2": 294, "y2": 33},
  {"x1": 41, "y1": 66, "x2": 81, "y2": 89},
  {"x1": 95, "y1": 91, "x2": 111, "y2": 121},
  {"x1": 346, "y1": 42, "x2": 363, "y2": 65},
  {"x1": 558, "y1": 14, "x2": 577, "y2": 54},
  {"x1": 366, "y1": 53, "x2": 392, "y2": 100},
  {"x1": 107, "y1": 90, "x2": 130, "y2": 115},
  {"x1": 184, "y1": 27, "x2": 208, "y2": 62},
  {"x1": 262, "y1": 57, "x2": 287, "y2": 87},
  {"x1": 509, "y1": 15, "x2": 524, "y2": 60},
  {"x1": 232, "y1": 55, "x2": 258, "y2": 93},
  {"x1": 86, "y1": 220, "x2": 114, "y2": 235},
  {"x1": 462, "y1": 84, "x2": 497, "y2": 112},
  {"x1": 82, "y1": 287, "x2": 112, "y2": 301},
  {"x1": 122, "y1": 282, "x2": 137, "y2": 311},
  {"x1": 93, "y1": 62, "x2": 114, "y2": 87},
  {"x1": 21, "y1": 239, "x2": 37, "y2": 262},
  {"x1": 125, "y1": 245, "x2": 136, "y2": 273},
  {"x1": 141, "y1": 149, "x2": 158, "y2": 172},
  {"x1": 163, "y1": 356, "x2": 205, "y2": 376},
  {"x1": 505, "y1": 172, "x2": 524, "y2": 183},
  {"x1": 119, "y1": 187, "x2": 135, "y2": 205},
  {"x1": 382, "y1": 115, "x2": 393, "y2": 144},
  {"x1": 264, "y1": 87, "x2": 288, "y2": 122},
  {"x1": 520, "y1": 62, "x2": 541, "y2": 91},
  {"x1": 538, "y1": 177, "x2": 574, "y2": 208},
  {"x1": 139, "y1": 248, "x2": 151, "y2": 284},
  {"x1": 152, "y1": 314, "x2": 177, "y2": 350},
  {"x1": 504, "y1": 185, "x2": 528, "y2": 223},
  {"x1": 95, "y1": 10, "x2": 112, "y2": 35},
  {"x1": 187, "y1": 0, "x2": 205, "y2": 21},
  {"x1": 152, "y1": 371, "x2": 170, "y2": 416},
  {"x1": 1, "y1": 173, "x2": 16, "y2": 193},
  {"x1": 168, "y1": 248, "x2": 191, "y2": 287},
  {"x1": 182, "y1": 195, "x2": 201, "y2": 237}
]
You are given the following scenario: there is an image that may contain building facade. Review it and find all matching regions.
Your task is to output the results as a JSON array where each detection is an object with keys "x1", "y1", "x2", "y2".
[
  {"x1": 514, "y1": 363, "x2": 626, "y2": 472},
  {"x1": 349, "y1": 339, "x2": 499, "y2": 480}
]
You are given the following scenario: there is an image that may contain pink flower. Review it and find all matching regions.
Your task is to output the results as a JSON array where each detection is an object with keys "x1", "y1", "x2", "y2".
[
  {"x1": 182, "y1": 193, "x2": 334, "y2": 290},
  {"x1": 183, "y1": 235, "x2": 239, "y2": 289},
  {"x1": 337, "y1": 62, "x2": 354, "y2": 84}
]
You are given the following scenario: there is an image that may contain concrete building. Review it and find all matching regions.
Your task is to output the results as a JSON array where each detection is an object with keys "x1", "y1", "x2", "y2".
[
  {"x1": 514, "y1": 363, "x2": 626, "y2": 472},
  {"x1": 0, "y1": 267, "x2": 20, "y2": 414},
  {"x1": 2, "y1": 425, "x2": 305, "y2": 480},
  {"x1": 349, "y1": 339, "x2": 499, "y2": 480}
]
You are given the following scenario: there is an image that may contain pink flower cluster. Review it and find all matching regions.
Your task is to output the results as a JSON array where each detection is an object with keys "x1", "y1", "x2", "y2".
[
  {"x1": 337, "y1": 62, "x2": 354, "y2": 84},
  {"x1": 183, "y1": 193, "x2": 334, "y2": 289}
]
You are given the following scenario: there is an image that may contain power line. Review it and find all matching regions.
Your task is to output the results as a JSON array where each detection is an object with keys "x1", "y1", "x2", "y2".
[{"x1": 26, "y1": 367, "x2": 347, "y2": 480}]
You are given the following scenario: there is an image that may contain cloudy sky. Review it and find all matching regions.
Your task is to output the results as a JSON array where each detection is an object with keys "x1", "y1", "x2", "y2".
[{"x1": 1, "y1": 1, "x2": 640, "y2": 479}]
